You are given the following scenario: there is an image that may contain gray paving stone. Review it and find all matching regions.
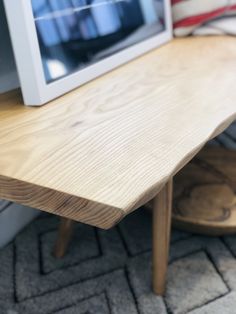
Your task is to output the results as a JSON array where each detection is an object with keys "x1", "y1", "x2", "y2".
[
  {"x1": 119, "y1": 208, "x2": 190, "y2": 256},
  {"x1": 166, "y1": 251, "x2": 228, "y2": 314},
  {"x1": 55, "y1": 294, "x2": 110, "y2": 314},
  {"x1": 0, "y1": 213, "x2": 236, "y2": 314},
  {"x1": 41, "y1": 224, "x2": 100, "y2": 273},
  {"x1": 189, "y1": 292, "x2": 236, "y2": 314},
  {"x1": 128, "y1": 252, "x2": 167, "y2": 314},
  {"x1": 224, "y1": 236, "x2": 236, "y2": 257}
]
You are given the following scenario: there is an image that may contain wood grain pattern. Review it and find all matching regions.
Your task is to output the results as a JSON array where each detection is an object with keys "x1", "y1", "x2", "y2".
[
  {"x1": 173, "y1": 147, "x2": 236, "y2": 235},
  {"x1": 53, "y1": 218, "x2": 75, "y2": 258},
  {"x1": 0, "y1": 37, "x2": 235, "y2": 229},
  {"x1": 153, "y1": 179, "x2": 173, "y2": 295}
]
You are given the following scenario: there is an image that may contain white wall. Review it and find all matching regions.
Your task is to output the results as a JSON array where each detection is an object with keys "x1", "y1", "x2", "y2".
[
  {"x1": 0, "y1": 201, "x2": 40, "y2": 248},
  {"x1": 0, "y1": 0, "x2": 19, "y2": 93}
]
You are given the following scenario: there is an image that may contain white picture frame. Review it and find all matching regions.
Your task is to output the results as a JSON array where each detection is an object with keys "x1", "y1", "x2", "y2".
[{"x1": 4, "y1": 0, "x2": 172, "y2": 106}]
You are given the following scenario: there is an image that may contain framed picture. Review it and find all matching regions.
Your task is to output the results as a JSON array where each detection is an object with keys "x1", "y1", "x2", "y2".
[{"x1": 4, "y1": 0, "x2": 172, "y2": 106}]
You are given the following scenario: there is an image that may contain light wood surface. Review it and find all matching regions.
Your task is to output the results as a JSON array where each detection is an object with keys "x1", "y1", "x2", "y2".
[
  {"x1": 173, "y1": 147, "x2": 236, "y2": 235},
  {"x1": 53, "y1": 218, "x2": 75, "y2": 258},
  {"x1": 0, "y1": 37, "x2": 235, "y2": 229},
  {"x1": 153, "y1": 180, "x2": 173, "y2": 296}
]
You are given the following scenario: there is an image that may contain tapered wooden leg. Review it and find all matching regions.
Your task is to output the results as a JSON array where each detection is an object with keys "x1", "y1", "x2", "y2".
[
  {"x1": 153, "y1": 179, "x2": 173, "y2": 296},
  {"x1": 53, "y1": 218, "x2": 75, "y2": 258}
]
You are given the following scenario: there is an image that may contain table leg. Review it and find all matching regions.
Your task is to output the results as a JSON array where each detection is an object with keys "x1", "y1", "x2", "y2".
[
  {"x1": 53, "y1": 218, "x2": 75, "y2": 258},
  {"x1": 152, "y1": 179, "x2": 173, "y2": 295}
]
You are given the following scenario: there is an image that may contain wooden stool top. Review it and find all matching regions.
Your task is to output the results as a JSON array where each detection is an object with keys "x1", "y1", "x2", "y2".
[{"x1": 0, "y1": 37, "x2": 235, "y2": 229}]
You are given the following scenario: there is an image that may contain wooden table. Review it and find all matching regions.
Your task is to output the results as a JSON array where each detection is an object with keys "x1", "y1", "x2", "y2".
[{"x1": 0, "y1": 37, "x2": 235, "y2": 295}]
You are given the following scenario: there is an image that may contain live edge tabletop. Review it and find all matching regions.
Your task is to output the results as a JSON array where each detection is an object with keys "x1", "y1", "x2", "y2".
[{"x1": 0, "y1": 37, "x2": 235, "y2": 229}]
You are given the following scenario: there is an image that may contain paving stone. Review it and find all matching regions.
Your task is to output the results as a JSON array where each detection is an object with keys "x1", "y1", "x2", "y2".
[
  {"x1": 119, "y1": 208, "x2": 190, "y2": 256},
  {"x1": 128, "y1": 252, "x2": 167, "y2": 314},
  {"x1": 41, "y1": 224, "x2": 100, "y2": 274},
  {"x1": 55, "y1": 294, "x2": 110, "y2": 314},
  {"x1": 166, "y1": 251, "x2": 228, "y2": 314},
  {"x1": 223, "y1": 236, "x2": 236, "y2": 257},
  {"x1": 189, "y1": 292, "x2": 236, "y2": 314}
]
